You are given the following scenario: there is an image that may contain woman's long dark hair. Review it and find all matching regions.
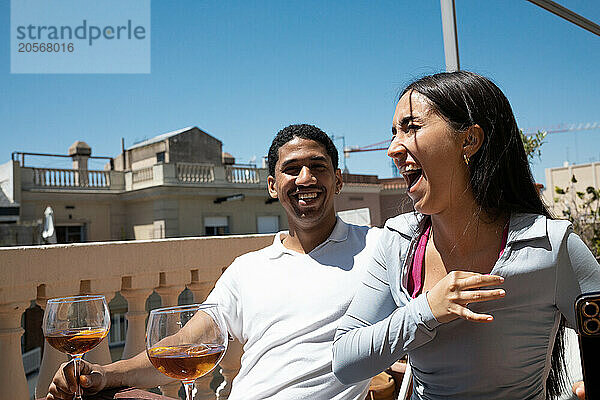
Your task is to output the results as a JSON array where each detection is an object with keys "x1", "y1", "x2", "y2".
[{"x1": 399, "y1": 71, "x2": 566, "y2": 399}]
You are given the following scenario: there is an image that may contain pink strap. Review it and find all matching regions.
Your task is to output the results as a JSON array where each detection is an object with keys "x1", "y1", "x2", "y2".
[
  {"x1": 408, "y1": 225, "x2": 430, "y2": 299},
  {"x1": 407, "y1": 223, "x2": 509, "y2": 299}
]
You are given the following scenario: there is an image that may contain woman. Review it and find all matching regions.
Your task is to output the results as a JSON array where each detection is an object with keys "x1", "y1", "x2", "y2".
[{"x1": 332, "y1": 71, "x2": 600, "y2": 399}]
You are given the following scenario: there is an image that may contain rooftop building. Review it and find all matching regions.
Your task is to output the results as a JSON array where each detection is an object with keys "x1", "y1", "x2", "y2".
[{"x1": 0, "y1": 126, "x2": 410, "y2": 247}]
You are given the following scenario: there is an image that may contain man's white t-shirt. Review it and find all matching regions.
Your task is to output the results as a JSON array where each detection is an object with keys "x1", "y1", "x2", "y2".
[{"x1": 206, "y1": 218, "x2": 379, "y2": 399}]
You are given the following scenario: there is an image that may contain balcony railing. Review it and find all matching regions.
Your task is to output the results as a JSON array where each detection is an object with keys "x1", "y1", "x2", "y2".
[
  {"x1": 31, "y1": 168, "x2": 111, "y2": 188},
  {"x1": 0, "y1": 234, "x2": 274, "y2": 400},
  {"x1": 177, "y1": 163, "x2": 215, "y2": 183},
  {"x1": 225, "y1": 166, "x2": 260, "y2": 184},
  {"x1": 382, "y1": 182, "x2": 407, "y2": 191},
  {"x1": 19, "y1": 163, "x2": 266, "y2": 193},
  {"x1": 132, "y1": 166, "x2": 154, "y2": 183}
]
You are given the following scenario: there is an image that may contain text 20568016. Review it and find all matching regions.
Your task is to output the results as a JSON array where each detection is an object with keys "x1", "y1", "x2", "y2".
[{"x1": 18, "y1": 42, "x2": 74, "y2": 52}]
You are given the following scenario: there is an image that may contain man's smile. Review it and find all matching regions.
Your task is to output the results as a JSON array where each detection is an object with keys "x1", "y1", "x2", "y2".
[
  {"x1": 290, "y1": 189, "x2": 323, "y2": 207},
  {"x1": 298, "y1": 193, "x2": 317, "y2": 200}
]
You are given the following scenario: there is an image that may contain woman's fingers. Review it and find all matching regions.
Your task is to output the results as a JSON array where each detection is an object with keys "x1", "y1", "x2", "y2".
[
  {"x1": 456, "y1": 305, "x2": 495, "y2": 322},
  {"x1": 428, "y1": 271, "x2": 505, "y2": 324},
  {"x1": 454, "y1": 272, "x2": 505, "y2": 290},
  {"x1": 457, "y1": 288, "x2": 506, "y2": 304}
]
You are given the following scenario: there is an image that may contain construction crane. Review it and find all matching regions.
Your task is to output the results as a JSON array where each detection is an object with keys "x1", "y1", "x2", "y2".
[
  {"x1": 522, "y1": 122, "x2": 600, "y2": 136},
  {"x1": 344, "y1": 122, "x2": 600, "y2": 157},
  {"x1": 343, "y1": 122, "x2": 600, "y2": 176}
]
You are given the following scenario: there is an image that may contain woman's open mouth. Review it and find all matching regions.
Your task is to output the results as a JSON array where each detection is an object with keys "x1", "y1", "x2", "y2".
[{"x1": 402, "y1": 165, "x2": 423, "y2": 192}]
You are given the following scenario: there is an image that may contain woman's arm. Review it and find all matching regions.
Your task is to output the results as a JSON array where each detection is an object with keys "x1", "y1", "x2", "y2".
[
  {"x1": 556, "y1": 228, "x2": 600, "y2": 327},
  {"x1": 332, "y1": 231, "x2": 440, "y2": 383},
  {"x1": 554, "y1": 229, "x2": 600, "y2": 397},
  {"x1": 333, "y1": 229, "x2": 506, "y2": 384}
]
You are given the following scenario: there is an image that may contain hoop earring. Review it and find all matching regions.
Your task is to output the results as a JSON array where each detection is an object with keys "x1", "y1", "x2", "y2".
[{"x1": 463, "y1": 154, "x2": 470, "y2": 166}]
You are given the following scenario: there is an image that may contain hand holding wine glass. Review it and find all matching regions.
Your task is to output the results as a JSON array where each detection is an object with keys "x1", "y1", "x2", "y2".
[
  {"x1": 43, "y1": 295, "x2": 110, "y2": 400},
  {"x1": 146, "y1": 303, "x2": 228, "y2": 400}
]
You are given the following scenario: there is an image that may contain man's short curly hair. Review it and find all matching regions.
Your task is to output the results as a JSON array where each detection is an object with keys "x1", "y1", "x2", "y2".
[{"x1": 267, "y1": 124, "x2": 339, "y2": 177}]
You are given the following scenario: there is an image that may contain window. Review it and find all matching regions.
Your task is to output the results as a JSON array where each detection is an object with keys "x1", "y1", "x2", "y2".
[
  {"x1": 56, "y1": 225, "x2": 86, "y2": 243},
  {"x1": 156, "y1": 151, "x2": 165, "y2": 163},
  {"x1": 109, "y1": 313, "x2": 127, "y2": 346},
  {"x1": 204, "y1": 216, "x2": 229, "y2": 236},
  {"x1": 257, "y1": 216, "x2": 279, "y2": 234}
]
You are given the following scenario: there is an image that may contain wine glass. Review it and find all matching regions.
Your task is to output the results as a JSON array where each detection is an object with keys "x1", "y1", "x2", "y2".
[
  {"x1": 146, "y1": 303, "x2": 228, "y2": 400},
  {"x1": 43, "y1": 295, "x2": 111, "y2": 400}
]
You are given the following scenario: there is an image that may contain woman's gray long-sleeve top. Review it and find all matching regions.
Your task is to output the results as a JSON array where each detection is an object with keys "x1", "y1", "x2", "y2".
[{"x1": 332, "y1": 212, "x2": 600, "y2": 399}]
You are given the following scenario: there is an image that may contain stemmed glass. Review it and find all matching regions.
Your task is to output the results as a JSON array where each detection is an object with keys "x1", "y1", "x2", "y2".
[
  {"x1": 146, "y1": 303, "x2": 228, "y2": 400},
  {"x1": 43, "y1": 295, "x2": 111, "y2": 400}
]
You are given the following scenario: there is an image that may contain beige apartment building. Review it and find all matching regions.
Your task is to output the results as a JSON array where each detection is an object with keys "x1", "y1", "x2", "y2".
[
  {"x1": 543, "y1": 161, "x2": 600, "y2": 215},
  {"x1": 1, "y1": 126, "x2": 410, "y2": 246}
]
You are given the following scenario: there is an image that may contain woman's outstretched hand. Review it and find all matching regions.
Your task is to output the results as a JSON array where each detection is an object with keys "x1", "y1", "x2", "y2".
[{"x1": 426, "y1": 271, "x2": 505, "y2": 323}]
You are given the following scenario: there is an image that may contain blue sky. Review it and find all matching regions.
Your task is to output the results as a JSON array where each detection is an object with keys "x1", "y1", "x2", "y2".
[{"x1": 1, "y1": 0, "x2": 599, "y2": 186}]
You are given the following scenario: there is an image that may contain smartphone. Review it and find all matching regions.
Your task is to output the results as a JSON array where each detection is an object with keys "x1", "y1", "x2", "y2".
[{"x1": 575, "y1": 292, "x2": 600, "y2": 400}]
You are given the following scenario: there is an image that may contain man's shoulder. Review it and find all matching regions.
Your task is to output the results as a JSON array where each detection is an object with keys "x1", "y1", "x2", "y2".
[
  {"x1": 344, "y1": 222, "x2": 375, "y2": 235},
  {"x1": 220, "y1": 236, "x2": 279, "y2": 274},
  {"x1": 232, "y1": 241, "x2": 278, "y2": 263},
  {"x1": 342, "y1": 222, "x2": 382, "y2": 243}
]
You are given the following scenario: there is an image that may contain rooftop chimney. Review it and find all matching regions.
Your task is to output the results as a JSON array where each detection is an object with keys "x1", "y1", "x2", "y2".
[
  {"x1": 69, "y1": 141, "x2": 92, "y2": 170},
  {"x1": 69, "y1": 141, "x2": 91, "y2": 186}
]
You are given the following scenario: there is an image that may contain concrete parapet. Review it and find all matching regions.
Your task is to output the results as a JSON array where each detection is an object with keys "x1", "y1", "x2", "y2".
[{"x1": 0, "y1": 233, "x2": 273, "y2": 399}]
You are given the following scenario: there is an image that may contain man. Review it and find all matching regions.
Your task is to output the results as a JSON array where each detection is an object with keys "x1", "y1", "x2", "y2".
[{"x1": 46, "y1": 124, "x2": 379, "y2": 399}]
